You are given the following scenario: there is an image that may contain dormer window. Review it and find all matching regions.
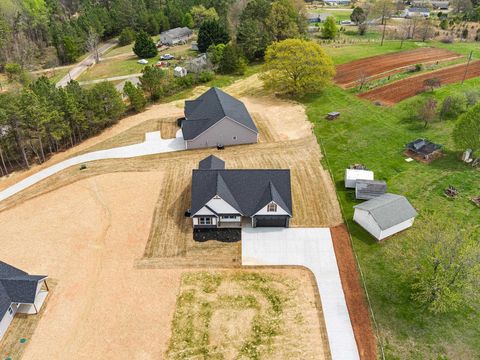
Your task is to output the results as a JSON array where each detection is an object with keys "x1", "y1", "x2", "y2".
[{"x1": 267, "y1": 203, "x2": 277, "y2": 212}]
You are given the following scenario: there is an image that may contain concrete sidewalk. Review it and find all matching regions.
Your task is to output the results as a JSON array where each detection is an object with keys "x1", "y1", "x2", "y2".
[
  {"x1": 242, "y1": 227, "x2": 359, "y2": 360},
  {"x1": 0, "y1": 131, "x2": 185, "y2": 203}
]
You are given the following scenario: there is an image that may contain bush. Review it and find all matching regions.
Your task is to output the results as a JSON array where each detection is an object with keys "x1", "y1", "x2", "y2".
[
  {"x1": 475, "y1": 29, "x2": 480, "y2": 41},
  {"x1": 198, "y1": 71, "x2": 214, "y2": 83},
  {"x1": 218, "y1": 44, "x2": 247, "y2": 75},
  {"x1": 465, "y1": 90, "x2": 480, "y2": 106},
  {"x1": 440, "y1": 94, "x2": 467, "y2": 119},
  {"x1": 440, "y1": 19, "x2": 449, "y2": 30},
  {"x1": 440, "y1": 37, "x2": 454, "y2": 43},
  {"x1": 118, "y1": 27, "x2": 136, "y2": 46},
  {"x1": 321, "y1": 16, "x2": 337, "y2": 39},
  {"x1": 462, "y1": 28, "x2": 469, "y2": 39}
]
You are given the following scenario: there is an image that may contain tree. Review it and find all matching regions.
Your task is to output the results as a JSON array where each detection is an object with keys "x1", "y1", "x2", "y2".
[
  {"x1": 207, "y1": 43, "x2": 226, "y2": 66},
  {"x1": 140, "y1": 65, "x2": 168, "y2": 100},
  {"x1": 124, "y1": 81, "x2": 147, "y2": 112},
  {"x1": 86, "y1": 82, "x2": 125, "y2": 129},
  {"x1": 351, "y1": 7, "x2": 366, "y2": 25},
  {"x1": 423, "y1": 78, "x2": 441, "y2": 92},
  {"x1": 418, "y1": 19, "x2": 435, "y2": 42},
  {"x1": 182, "y1": 12, "x2": 194, "y2": 28},
  {"x1": 321, "y1": 16, "x2": 337, "y2": 39},
  {"x1": 197, "y1": 20, "x2": 229, "y2": 53},
  {"x1": 261, "y1": 39, "x2": 335, "y2": 98},
  {"x1": 190, "y1": 5, "x2": 219, "y2": 28},
  {"x1": 133, "y1": 31, "x2": 157, "y2": 59},
  {"x1": 439, "y1": 94, "x2": 467, "y2": 119},
  {"x1": 392, "y1": 216, "x2": 480, "y2": 314},
  {"x1": 265, "y1": 0, "x2": 302, "y2": 41},
  {"x1": 453, "y1": 102, "x2": 480, "y2": 151},
  {"x1": 218, "y1": 44, "x2": 247, "y2": 75},
  {"x1": 119, "y1": 27, "x2": 136, "y2": 46},
  {"x1": 440, "y1": 19, "x2": 449, "y2": 30},
  {"x1": 418, "y1": 98, "x2": 437, "y2": 127},
  {"x1": 86, "y1": 29, "x2": 100, "y2": 63}
]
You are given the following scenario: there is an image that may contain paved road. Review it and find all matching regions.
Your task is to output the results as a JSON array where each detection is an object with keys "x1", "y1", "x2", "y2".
[
  {"x1": 242, "y1": 227, "x2": 360, "y2": 360},
  {"x1": 56, "y1": 39, "x2": 118, "y2": 88},
  {"x1": 0, "y1": 131, "x2": 185, "y2": 203}
]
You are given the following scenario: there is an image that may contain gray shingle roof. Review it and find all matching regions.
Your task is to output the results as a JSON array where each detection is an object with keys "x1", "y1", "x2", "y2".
[
  {"x1": 191, "y1": 157, "x2": 292, "y2": 217},
  {"x1": 0, "y1": 262, "x2": 47, "y2": 317},
  {"x1": 198, "y1": 155, "x2": 225, "y2": 170},
  {"x1": 182, "y1": 87, "x2": 258, "y2": 140},
  {"x1": 354, "y1": 193, "x2": 417, "y2": 230},
  {"x1": 406, "y1": 138, "x2": 441, "y2": 156},
  {"x1": 160, "y1": 27, "x2": 193, "y2": 40},
  {"x1": 355, "y1": 180, "x2": 387, "y2": 200}
]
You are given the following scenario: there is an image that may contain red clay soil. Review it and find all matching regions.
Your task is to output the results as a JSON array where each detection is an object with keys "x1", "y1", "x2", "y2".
[
  {"x1": 334, "y1": 48, "x2": 462, "y2": 88},
  {"x1": 358, "y1": 60, "x2": 480, "y2": 105},
  {"x1": 330, "y1": 224, "x2": 377, "y2": 360}
]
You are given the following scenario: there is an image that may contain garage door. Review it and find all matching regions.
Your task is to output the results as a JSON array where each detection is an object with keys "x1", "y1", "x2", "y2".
[{"x1": 254, "y1": 216, "x2": 288, "y2": 227}]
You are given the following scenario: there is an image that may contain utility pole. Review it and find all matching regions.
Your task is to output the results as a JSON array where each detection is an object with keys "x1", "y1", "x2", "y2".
[
  {"x1": 381, "y1": 2, "x2": 387, "y2": 46},
  {"x1": 462, "y1": 50, "x2": 473, "y2": 85}
]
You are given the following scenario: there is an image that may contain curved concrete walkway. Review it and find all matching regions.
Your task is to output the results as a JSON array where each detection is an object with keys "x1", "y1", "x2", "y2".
[
  {"x1": 242, "y1": 227, "x2": 359, "y2": 360},
  {"x1": 0, "y1": 131, "x2": 185, "y2": 203}
]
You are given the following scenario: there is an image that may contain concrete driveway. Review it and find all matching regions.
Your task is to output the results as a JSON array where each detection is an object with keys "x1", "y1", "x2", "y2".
[
  {"x1": 0, "y1": 131, "x2": 185, "y2": 203},
  {"x1": 242, "y1": 227, "x2": 359, "y2": 360}
]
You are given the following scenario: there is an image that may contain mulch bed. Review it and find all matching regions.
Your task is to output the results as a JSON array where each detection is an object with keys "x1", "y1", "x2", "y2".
[
  {"x1": 404, "y1": 150, "x2": 443, "y2": 164},
  {"x1": 193, "y1": 228, "x2": 241, "y2": 242},
  {"x1": 330, "y1": 224, "x2": 377, "y2": 360}
]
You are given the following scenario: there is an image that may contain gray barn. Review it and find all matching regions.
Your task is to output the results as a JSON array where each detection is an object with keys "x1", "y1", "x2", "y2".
[{"x1": 181, "y1": 87, "x2": 258, "y2": 149}]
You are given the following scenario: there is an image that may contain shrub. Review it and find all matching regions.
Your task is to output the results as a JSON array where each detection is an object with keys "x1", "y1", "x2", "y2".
[
  {"x1": 440, "y1": 19, "x2": 449, "y2": 30},
  {"x1": 440, "y1": 94, "x2": 467, "y2": 119},
  {"x1": 465, "y1": 90, "x2": 480, "y2": 106},
  {"x1": 462, "y1": 28, "x2": 469, "y2": 39},
  {"x1": 133, "y1": 31, "x2": 158, "y2": 59},
  {"x1": 198, "y1": 71, "x2": 214, "y2": 83}
]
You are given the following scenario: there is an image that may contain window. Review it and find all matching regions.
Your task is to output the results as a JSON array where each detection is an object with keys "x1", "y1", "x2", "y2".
[
  {"x1": 8, "y1": 306, "x2": 13, "y2": 315},
  {"x1": 199, "y1": 217, "x2": 212, "y2": 225},
  {"x1": 267, "y1": 203, "x2": 277, "y2": 212},
  {"x1": 221, "y1": 215, "x2": 237, "y2": 219},
  {"x1": 233, "y1": 136, "x2": 237, "y2": 140}
]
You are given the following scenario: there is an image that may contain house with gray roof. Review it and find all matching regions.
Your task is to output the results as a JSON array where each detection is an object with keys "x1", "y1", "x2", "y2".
[
  {"x1": 190, "y1": 155, "x2": 292, "y2": 228},
  {"x1": 353, "y1": 193, "x2": 417, "y2": 240},
  {"x1": 181, "y1": 87, "x2": 258, "y2": 149},
  {"x1": 159, "y1": 27, "x2": 193, "y2": 46},
  {"x1": 0, "y1": 262, "x2": 48, "y2": 340}
]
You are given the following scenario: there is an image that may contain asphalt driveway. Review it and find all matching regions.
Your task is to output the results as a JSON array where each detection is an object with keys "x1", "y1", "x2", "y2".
[{"x1": 242, "y1": 227, "x2": 359, "y2": 360}]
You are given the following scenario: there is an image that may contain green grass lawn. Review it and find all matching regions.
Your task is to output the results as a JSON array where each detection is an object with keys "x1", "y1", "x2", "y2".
[
  {"x1": 310, "y1": 7, "x2": 353, "y2": 22},
  {"x1": 303, "y1": 74, "x2": 480, "y2": 358},
  {"x1": 77, "y1": 56, "x2": 147, "y2": 81}
]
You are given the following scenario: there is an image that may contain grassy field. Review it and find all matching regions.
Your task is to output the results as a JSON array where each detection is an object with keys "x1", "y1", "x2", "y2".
[
  {"x1": 304, "y1": 48, "x2": 480, "y2": 359},
  {"x1": 309, "y1": 7, "x2": 353, "y2": 22},
  {"x1": 166, "y1": 270, "x2": 330, "y2": 360},
  {"x1": 77, "y1": 56, "x2": 146, "y2": 81}
]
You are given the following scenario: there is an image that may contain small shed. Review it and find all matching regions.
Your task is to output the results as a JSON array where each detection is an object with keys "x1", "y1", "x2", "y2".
[
  {"x1": 355, "y1": 180, "x2": 387, "y2": 200},
  {"x1": 353, "y1": 193, "x2": 417, "y2": 240},
  {"x1": 174, "y1": 66, "x2": 188, "y2": 77},
  {"x1": 345, "y1": 169, "x2": 374, "y2": 189},
  {"x1": 406, "y1": 139, "x2": 442, "y2": 161},
  {"x1": 326, "y1": 112, "x2": 340, "y2": 120}
]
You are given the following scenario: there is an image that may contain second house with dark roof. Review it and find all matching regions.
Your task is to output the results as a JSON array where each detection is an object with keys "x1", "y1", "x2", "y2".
[
  {"x1": 190, "y1": 155, "x2": 292, "y2": 228},
  {"x1": 181, "y1": 87, "x2": 259, "y2": 149}
]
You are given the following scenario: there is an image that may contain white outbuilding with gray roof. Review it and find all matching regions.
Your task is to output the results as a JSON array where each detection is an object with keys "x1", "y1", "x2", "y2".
[
  {"x1": 353, "y1": 193, "x2": 418, "y2": 240},
  {"x1": 345, "y1": 169, "x2": 374, "y2": 188}
]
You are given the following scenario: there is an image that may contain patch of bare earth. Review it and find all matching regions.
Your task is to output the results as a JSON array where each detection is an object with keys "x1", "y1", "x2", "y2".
[
  {"x1": 0, "y1": 172, "x2": 183, "y2": 359},
  {"x1": 166, "y1": 269, "x2": 330, "y2": 360}
]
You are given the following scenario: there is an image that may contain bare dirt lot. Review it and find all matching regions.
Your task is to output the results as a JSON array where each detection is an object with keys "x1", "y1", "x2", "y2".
[
  {"x1": 166, "y1": 270, "x2": 330, "y2": 360},
  {"x1": 358, "y1": 60, "x2": 480, "y2": 104},
  {"x1": 334, "y1": 48, "x2": 462, "y2": 88}
]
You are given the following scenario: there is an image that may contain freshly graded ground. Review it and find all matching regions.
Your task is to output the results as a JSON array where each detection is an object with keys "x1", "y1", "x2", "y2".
[
  {"x1": 358, "y1": 60, "x2": 480, "y2": 104},
  {"x1": 334, "y1": 48, "x2": 462, "y2": 88}
]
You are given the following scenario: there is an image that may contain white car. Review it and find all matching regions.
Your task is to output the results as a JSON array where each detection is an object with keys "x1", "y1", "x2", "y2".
[{"x1": 137, "y1": 59, "x2": 149, "y2": 65}]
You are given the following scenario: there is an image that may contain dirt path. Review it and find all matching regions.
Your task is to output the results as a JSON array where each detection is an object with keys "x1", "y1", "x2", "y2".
[
  {"x1": 358, "y1": 60, "x2": 480, "y2": 104},
  {"x1": 335, "y1": 48, "x2": 462, "y2": 88}
]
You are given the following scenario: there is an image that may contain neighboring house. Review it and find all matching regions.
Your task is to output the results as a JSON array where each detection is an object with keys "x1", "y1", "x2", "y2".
[
  {"x1": 190, "y1": 155, "x2": 293, "y2": 228},
  {"x1": 404, "y1": 7, "x2": 430, "y2": 17},
  {"x1": 174, "y1": 66, "x2": 188, "y2": 77},
  {"x1": 406, "y1": 138, "x2": 442, "y2": 160},
  {"x1": 353, "y1": 193, "x2": 418, "y2": 240},
  {"x1": 345, "y1": 168, "x2": 374, "y2": 188},
  {"x1": 159, "y1": 27, "x2": 193, "y2": 46},
  {"x1": 306, "y1": 13, "x2": 320, "y2": 23},
  {"x1": 181, "y1": 87, "x2": 259, "y2": 149},
  {"x1": 355, "y1": 179, "x2": 387, "y2": 200},
  {"x1": 185, "y1": 53, "x2": 211, "y2": 74},
  {"x1": 0, "y1": 262, "x2": 48, "y2": 340},
  {"x1": 324, "y1": 0, "x2": 351, "y2": 5}
]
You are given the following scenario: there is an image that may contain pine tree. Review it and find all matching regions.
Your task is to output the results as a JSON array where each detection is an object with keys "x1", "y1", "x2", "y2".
[
  {"x1": 197, "y1": 20, "x2": 229, "y2": 53},
  {"x1": 124, "y1": 81, "x2": 147, "y2": 112},
  {"x1": 133, "y1": 31, "x2": 158, "y2": 59}
]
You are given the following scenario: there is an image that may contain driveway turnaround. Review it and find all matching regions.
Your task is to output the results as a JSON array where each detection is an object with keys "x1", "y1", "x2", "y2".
[
  {"x1": 242, "y1": 227, "x2": 360, "y2": 360},
  {"x1": 0, "y1": 131, "x2": 185, "y2": 203}
]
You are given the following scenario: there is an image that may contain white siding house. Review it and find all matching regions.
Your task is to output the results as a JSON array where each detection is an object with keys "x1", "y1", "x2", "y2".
[{"x1": 353, "y1": 193, "x2": 417, "y2": 240}]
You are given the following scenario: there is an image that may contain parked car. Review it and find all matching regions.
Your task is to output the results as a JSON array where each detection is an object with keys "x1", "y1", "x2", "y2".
[
  {"x1": 155, "y1": 61, "x2": 169, "y2": 68},
  {"x1": 160, "y1": 54, "x2": 175, "y2": 60},
  {"x1": 340, "y1": 20, "x2": 354, "y2": 25},
  {"x1": 137, "y1": 59, "x2": 149, "y2": 65}
]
